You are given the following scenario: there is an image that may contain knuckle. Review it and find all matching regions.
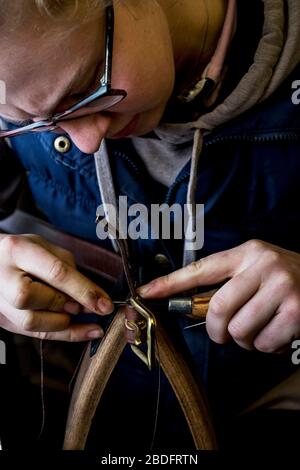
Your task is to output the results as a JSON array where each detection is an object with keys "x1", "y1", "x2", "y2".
[
  {"x1": 209, "y1": 293, "x2": 227, "y2": 317},
  {"x1": 76, "y1": 284, "x2": 91, "y2": 303},
  {"x1": 186, "y1": 260, "x2": 203, "y2": 275},
  {"x1": 261, "y1": 249, "x2": 282, "y2": 268},
  {"x1": 12, "y1": 278, "x2": 32, "y2": 310},
  {"x1": 207, "y1": 327, "x2": 228, "y2": 345},
  {"x1": 274, "y1": 272, "x2": 295, "y2": 291},
  {"x1": 0, "y1": 235, "x2": 22, "y2": 258},
  {"x1": 48, "y1": 292, "x2": 66, "y2": 311},
  {"x1": 48, "y1": 259, "x2": 69, "y2": 283},
  {"x1": 21, "y1": 311, "x2": 37, "y2": 332},
  {"x1": 228, "y1": 319, "x2": 247, "y2": 342},
  {"x1": 158, "y1": 273, "x2": 173, "y2": 288},
  {"x1": 72, "y1": 282, "x2": 99, "y2": 307},
  {"x1": 244, "y1": 239, "x2": 266, "y2": 253},
  {"x1": 206, "y1": 317, "x2": 229, "y2": 344},
  {"x1": 13, "y1": 290, "x2": 30, "y2": 310},
  {"x1": 153, "y1": 274, "x2": 173, "y2": 292},
  {"x1": 76, "y1": 286, "x2": 100, "y2": 309}
]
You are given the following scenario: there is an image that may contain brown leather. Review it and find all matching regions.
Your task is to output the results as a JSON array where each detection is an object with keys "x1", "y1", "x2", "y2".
[
  {"x1": 63, "y1": 310, "x2": 218, "y2": 450},
  {"x1": 63, "y1": 310, "x2": 127, "y2": 450},
  {"x1": 0, "y1": 209, "x2": 123, "y2": 283},
  {"x1": 154, "y1": 316, "x2": 217, "y2": 449}
]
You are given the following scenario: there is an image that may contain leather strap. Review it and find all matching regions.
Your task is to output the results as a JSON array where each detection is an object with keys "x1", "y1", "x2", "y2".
[
  {"x1": 63, "y1": 311, "x2": 217, "y2": 450},
  {"x1": 63, "y1": 310, "x2": 127, "y2": 450}
]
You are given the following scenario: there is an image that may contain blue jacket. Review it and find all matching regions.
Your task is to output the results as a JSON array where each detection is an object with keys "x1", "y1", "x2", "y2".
[{"x1": 6, "y1": 61, "x2": 300, "y2": 434}]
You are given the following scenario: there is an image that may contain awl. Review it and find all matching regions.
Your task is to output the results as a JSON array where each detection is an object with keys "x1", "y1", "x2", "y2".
[{"x1": 113, "y1": 292, "x2": 214, "y2": 320}]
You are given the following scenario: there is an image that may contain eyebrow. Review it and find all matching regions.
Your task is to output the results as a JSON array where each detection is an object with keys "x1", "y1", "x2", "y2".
[
  {"x1": 1, "y1": 59, "x2": 103, "y2": 126},
  {"x1": 1, "y1": 116, "x2": 33, "y2": 126}
]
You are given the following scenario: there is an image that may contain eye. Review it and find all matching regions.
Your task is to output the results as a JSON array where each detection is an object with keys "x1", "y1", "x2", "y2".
[
  {"x1": 69, "y1": 92, "x2": 88, "y2": 101},
  {"x1": 58, "y1": 87, "x2": 95, "y2": 111},
  {"x1": 69, "y1": 83, "x2": 98, "y2": 102},
  {"x1": 11, "y1": 118, "x2": 33, "y2": 127},
  {"x1": 69, "y1": 63, "x2": 105, "y2": 102}
]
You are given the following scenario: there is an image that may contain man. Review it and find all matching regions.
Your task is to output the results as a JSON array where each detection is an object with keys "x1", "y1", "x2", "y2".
[{"x1": 0, "y1": 0, "x2": 300, "y2": 450}]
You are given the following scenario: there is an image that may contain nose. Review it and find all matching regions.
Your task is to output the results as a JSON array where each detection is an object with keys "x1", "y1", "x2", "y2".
[{"x1": 58, "y1": 113, "x2": 112, "y2": 154}]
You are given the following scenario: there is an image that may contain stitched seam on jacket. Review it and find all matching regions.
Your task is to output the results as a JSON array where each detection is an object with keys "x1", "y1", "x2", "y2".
[
  {"x1": 29, "y1": 172, "x2": 97, "y2": 209},
  {"x1": 52, "y1": 154, "x2": 98, "y2": 178}
]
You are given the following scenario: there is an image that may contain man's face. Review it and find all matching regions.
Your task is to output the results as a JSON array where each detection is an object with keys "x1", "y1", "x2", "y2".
[{"x1": 0, "y1": 1, "x2": 175, "y2": 153}]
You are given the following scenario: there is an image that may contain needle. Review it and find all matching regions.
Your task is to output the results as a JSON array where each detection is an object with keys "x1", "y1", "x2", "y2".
[{"x1": 184, "y1": 321, "x2": 206, "y2": 330}]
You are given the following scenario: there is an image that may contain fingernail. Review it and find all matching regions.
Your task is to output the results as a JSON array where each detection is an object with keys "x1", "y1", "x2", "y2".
[
  {"x1": 97, "y1": 298, "x2": 114, "y2": 314},
  {"x1": 64, "y1": 301, "x2": 81, "y2": 314},
  {"x1": 87, "y1": 329, "x2": 104, "y2": 339}
]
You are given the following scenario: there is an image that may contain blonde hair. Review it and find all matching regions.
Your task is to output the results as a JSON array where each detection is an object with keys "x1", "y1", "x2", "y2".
[
  {"x1": 34, "y1": 0, "x2": 106, "y2": 18},
  {"x1": 0, "y1": 0, "x2": 106, "y2": 34}
]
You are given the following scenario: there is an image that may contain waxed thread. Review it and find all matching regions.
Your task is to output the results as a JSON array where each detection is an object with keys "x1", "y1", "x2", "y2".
[
  {"x1": 37, "y1": 339, "x2": 45, "y2": 441},
  {"x1": 150, "y1": 337, "x2": 161, "y2": 451}
]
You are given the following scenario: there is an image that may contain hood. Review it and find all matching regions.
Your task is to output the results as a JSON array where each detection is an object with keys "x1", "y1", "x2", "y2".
[{"x1": 158, "y1": 0, "x2": 300, "y2": 138}]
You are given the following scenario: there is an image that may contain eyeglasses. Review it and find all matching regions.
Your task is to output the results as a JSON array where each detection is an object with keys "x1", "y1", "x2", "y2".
[{"x1": 0, "y1": 2, "x2": 127, "y2": 139}]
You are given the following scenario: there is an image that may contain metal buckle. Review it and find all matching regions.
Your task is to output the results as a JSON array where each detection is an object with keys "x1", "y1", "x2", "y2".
[
  {"x1": 124, "y1": 318, "x2": 147, "y2": 346},
  {"x1": 128, "y1": 296, "x2": 156, "y2": 370}
]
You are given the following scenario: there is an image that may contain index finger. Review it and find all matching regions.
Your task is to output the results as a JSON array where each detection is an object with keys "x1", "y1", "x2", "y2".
[
  {"x1": 12, "y1": 238, "x2": 114, "y2": 315},
  {"x1": 137, "y1": 248, "x2": 241, "y2": 299}
]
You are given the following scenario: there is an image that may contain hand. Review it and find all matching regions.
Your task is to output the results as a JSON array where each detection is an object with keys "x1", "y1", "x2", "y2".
[
  {"x1": 138, "y1": 240, "x2": 300, "y2": 352},
  {"x1": 0, "y1": 234, "x2": 114, "y2": 341}
]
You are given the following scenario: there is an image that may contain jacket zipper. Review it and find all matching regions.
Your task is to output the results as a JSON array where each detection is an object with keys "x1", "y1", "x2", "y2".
[
  {"x1": 165, "y1": 131, "x2": 300, "y2": 205},
  {"x1": 205, "y1": 131, "x2": 300, "y2": 146}
]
